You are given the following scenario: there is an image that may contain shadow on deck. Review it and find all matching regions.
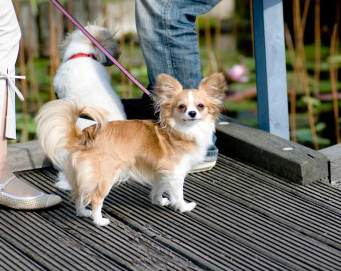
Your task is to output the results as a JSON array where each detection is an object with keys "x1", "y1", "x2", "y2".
[{"x1": 2, "y1": 152, "x2": 341, "y2": 271}]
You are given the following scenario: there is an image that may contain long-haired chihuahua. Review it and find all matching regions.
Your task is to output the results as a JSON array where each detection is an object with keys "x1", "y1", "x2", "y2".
[
  {"x1": 36, "y1": 73, "x2": 226, "y2": 226},
  {"x1": 53, "y1": 24, "x2": 126, "y2": 190}
]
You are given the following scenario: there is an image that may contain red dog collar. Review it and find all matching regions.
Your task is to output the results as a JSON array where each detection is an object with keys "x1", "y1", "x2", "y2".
[{"x1": 68, "y1": 53, "x2": 96, "y2": 61}]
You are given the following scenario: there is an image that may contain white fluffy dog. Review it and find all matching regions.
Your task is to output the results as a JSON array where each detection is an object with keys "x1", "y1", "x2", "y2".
[
  {"x1": 53, "y1": 25, "x2": 126, "y2": 190},
  {"x1": 54, "y1": 25, "x2": 126, "y2": 120}
]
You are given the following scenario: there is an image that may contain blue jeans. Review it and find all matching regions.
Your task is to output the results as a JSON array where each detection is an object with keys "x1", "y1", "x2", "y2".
[{"x1": 135, "y1": 0, "x2": 221, "y2": 158}]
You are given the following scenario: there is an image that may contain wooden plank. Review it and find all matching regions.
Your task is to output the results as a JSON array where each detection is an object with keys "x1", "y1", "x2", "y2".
[
  {"x1": 7, "y1": 140, "x2": 51, "y2": 172},
  {"x1": 4, "y1": 158, "x2": 341, "y2": 270},
  {"x1": 318, "y1": 143, "x2": 341, "y2": 185},
  {"x1": 216, "y1": 121, "x2": 328, "y2": 185},
  {"x1": 252, "y1": 0, "x2": 289, "y2": 139}
]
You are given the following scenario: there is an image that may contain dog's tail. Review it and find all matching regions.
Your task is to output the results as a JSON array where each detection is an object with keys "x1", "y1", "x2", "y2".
[{"x1": 35, "y1": 99, "x2": 107, "y2": 168}]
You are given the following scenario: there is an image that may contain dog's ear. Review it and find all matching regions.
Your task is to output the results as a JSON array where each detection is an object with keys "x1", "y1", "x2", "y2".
[
  {"x1": 199, "y1": 73, "x2": 227, "y2": 114},
  {"x1": 93, "y1": 28, "x2": 121, "y2": 64},
  {"x1": 154, "y1": 74, "x2": 183, "y2": 101},
  {"x1": 59, "y1": 32, "x2": 74, "y2": 60},
  {"x1": 153, "y1": 74, "x2": 182, "y2": 127},
  {"x1": 199, "y1": 73, "x2": 227, "y2": 100}
]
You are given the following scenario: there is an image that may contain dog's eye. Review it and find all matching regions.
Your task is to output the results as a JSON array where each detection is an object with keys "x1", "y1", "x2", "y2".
[
  {"x1": 197, "y1": 103, "x2": 205, "y2": 110},
  {"x1": 179, "y1": 104, "x2": 187, "y2": 110}
]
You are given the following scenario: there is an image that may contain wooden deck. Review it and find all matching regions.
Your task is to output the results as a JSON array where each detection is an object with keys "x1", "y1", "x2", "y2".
[
  {"x1": 2, "y1": 121, "x2": 341, "y2": 270},
  {"x1": 2, "y1": 152, "x2": 341, "y2": 270}
]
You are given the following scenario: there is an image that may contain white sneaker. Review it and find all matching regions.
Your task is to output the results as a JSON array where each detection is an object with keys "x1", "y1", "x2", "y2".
[{"x1": 190, "y1": 156, "x2": 217, "y2": 173}]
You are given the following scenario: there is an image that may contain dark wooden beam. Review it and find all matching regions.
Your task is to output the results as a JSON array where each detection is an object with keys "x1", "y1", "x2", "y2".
[
  {"x1": 318, "y1": 144, "x2": 341, "y2": 186},
  {"x1": 8, "y1": 122, "x2": 329, "y2": 187},
  {"x1": 216, "y1": 121, "x2": 328, "y2": 185}
]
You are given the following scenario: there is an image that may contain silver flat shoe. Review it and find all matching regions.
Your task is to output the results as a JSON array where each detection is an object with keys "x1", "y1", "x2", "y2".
[{"x1": 0, "y1": 176, "x2": 62, "y2": 210}]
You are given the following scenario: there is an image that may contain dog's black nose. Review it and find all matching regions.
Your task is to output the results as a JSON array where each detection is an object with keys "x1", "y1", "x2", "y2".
[{"x1": 188, "y1": 111, "x2": 197, "y2": 118}]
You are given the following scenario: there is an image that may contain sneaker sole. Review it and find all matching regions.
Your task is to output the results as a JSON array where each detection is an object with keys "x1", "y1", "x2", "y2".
[{"x1": 189, "y1": 160, "x2": 217, "y2": 173}]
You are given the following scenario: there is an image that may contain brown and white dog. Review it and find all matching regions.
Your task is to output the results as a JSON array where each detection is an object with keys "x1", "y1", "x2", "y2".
[
  {"x1": 53, "y1": 25, "x2": 126, "y2": 190},
  {"x1": 36, "y1": 73, "x2": 226, "y2": 226}
]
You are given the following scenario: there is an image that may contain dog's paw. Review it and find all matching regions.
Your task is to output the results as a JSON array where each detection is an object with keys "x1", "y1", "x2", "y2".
[
  {"x1": 76, "y1": 209, "x2": 92, "y2": 217},
  {"x1": 160, "y1": 198, "x2": 170, "y2": 206},
  {"x1": 55, "y1": 180, "x2": 72, "y2": 191},
  {"x1": 94, "y1": 218, "x2": 110, "y2": 227},
  {"x1": 179, "y1": 202, "x2": 197, "y2": 213},
  {"x1": 153, "y1": 197, "x2": 170, "y2": 207},
  {"x1": 55, "y1": 172, "x2": 72, "y2": 191}
]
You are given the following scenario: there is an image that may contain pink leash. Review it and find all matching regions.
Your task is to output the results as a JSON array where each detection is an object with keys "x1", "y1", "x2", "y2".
[{"x1": 50, "y1": 0, "x2": 150, "y2": 96}]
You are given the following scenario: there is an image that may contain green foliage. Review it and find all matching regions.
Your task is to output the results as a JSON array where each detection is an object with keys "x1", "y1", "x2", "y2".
[
  {"x1": 224, "y1": 100, "x2": 257, "y2": 112},
  {"x1": 304, "y1": 44, "x2": 330, "y2": 60},
  {"x1": 298, "y1": 96, "x2": 321, "y2": 109},
  {"x1": 293, "y1": 123, "x2": 331, "y2": 147},
  {"x1": 329, "y1": 55, "x2": 341, "y2": 64}
]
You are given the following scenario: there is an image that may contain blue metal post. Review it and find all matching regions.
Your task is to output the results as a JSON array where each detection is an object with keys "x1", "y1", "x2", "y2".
[{"x1": 252, "y1": 0, "x2": 289, "y2": 140}]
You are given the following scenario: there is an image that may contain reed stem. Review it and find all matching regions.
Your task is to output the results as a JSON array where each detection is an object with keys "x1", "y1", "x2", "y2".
[
  {"x1": 284, "y1": 24, "x2": 298, "y2": 142},
  {"x1": 313, "y1": 0, "x2": 321, "y2": 97},
  {"x1": 119, "y1": 2, "x2": 127, "y2": 98},
  {"x1": 49, "y1": 2, "x2": 56, "y2": 100},
  {"x1": 28, "y1": 1, "x2": 41, "y2": 111},
  {"x1": 205, "y1": 16, "x2": 212, "y2": 74},
  {"x1": 128, "y1": 37, "x2": 134, "y2": 99},
  {"x1": 293, "y1": 0, "x2": 319, "y2": 149},
  {"x1": 301, "y1": 0, "x2": 311, "y2": 37},
  {"x1": 249, "y1": 0, "x2": 255, "y2": 58},
  {"x1": 14, "y1": 0, "x2": 28, "y2": 142},
  {"x1": 67, "y1": 0, "x2": 73, "y2": 32},
  {"x1": 215, "y1": 17, "x2": 222, "y2": 68},
  {"x1": 330, "y1": 24, "x2": 340, "y2": 143}
]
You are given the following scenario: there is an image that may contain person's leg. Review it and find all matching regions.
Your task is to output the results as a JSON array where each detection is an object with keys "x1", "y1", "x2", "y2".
[
  {"x1": 0, "y1": 0, "x2": 61, "y2": 209},
  {"x1": 135, "y1": 0, "x2": 221, "y2": 171},
  {"x1": 136, "y1": 0, "x2": 221, "y2": 89},
  {"x1": 0, "y1": 83, "x2": 45, "y2": 197}
]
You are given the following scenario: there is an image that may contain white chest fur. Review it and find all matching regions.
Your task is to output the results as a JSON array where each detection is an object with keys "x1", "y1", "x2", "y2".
[{"x1": 173, "y1": 120, "x2": 215, "y2": 178}]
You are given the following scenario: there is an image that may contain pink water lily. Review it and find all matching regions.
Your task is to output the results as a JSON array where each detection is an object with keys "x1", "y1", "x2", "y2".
[{"x1": 226, "y1": 64, "x2": 249, "y2": 83}]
